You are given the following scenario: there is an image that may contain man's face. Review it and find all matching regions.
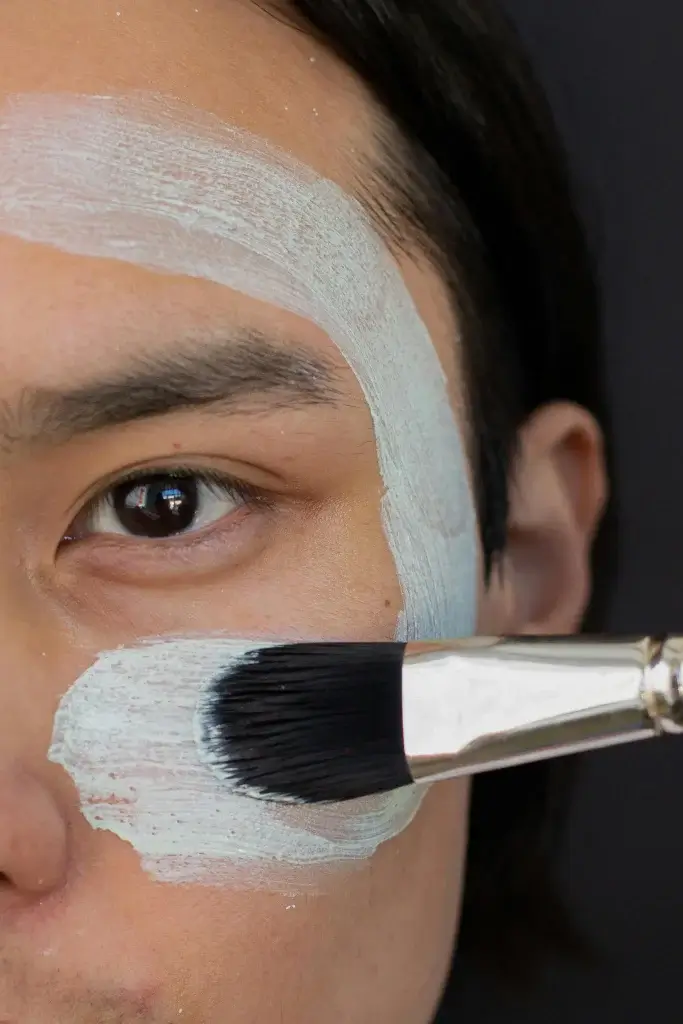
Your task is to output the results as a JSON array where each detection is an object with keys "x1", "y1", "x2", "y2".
[{"x1": 0, "y1": 2, "x2": 602, "y2": 1022}]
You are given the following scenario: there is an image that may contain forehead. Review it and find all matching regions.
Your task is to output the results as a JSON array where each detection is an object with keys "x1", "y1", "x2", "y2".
[
  {"x1": 0, "y1": 0, "x2": 409, "y2": 379},
  {"x1": 0, "y1": 0, "x2": 461, "y2": 390},
  {"x1": 0, "y1": 0, "x2": 378, "y2": 386},
  {"x1": 0, "y1": 0, "x2": 372, "y2": 186}
]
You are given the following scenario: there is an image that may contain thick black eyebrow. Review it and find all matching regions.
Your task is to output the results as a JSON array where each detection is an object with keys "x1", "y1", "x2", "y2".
[{"x1": 0, "y1": 329, "x2": 344, "y2": 451}]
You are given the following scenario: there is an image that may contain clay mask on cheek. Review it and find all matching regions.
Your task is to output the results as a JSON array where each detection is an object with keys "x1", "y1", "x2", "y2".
[
  {"x1": 0, "y1": 92, "x2": 478, "y2": 886},
  {"x1": 48, "y1": 637, "x2": 423, "y2": 892}
]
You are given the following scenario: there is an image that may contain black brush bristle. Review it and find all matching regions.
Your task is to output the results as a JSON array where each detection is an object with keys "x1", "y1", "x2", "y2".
[{"x1": 199, "y1": 642, "x2": 413, "y2": 803}]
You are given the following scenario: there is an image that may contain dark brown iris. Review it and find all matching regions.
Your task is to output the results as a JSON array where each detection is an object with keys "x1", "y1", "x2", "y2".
[{"x1": 111, "y1": 475, "x2": 199, "y2": 538}]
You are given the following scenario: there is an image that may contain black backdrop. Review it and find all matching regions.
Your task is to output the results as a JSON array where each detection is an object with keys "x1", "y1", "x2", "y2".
[{"x1": 437, "y1": 1, "x2": 683, "y2": 1020}]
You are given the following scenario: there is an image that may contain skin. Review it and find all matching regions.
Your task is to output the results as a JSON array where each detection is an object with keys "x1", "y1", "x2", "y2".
[{"x1": 0, "y1": 2, "x2": 607, "y2": 1022}]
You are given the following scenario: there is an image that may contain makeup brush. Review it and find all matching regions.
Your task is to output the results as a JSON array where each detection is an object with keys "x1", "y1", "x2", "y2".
[{"x1": 194, "y1": 636, "x2": 683, "y2": 804}]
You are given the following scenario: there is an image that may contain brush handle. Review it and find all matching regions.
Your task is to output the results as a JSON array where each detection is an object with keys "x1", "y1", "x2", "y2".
[{"x1": 402, "y1": 635, "x2": 683, "y2": 783}]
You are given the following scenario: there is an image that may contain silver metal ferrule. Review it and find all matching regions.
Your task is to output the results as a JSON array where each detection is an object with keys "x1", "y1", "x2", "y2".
[{"x1": 401, "y1": 636, "x2": 683, "y2": 784}]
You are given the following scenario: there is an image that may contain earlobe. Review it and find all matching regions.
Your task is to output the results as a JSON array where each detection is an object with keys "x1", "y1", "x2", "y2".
[{"x1": 497, "y1": 402, "x2": 608, "y2": 634}]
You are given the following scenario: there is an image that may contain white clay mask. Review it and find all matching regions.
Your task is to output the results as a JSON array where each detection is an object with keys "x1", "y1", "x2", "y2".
[
  {"x1": 0, "y1": 92, "x2": 479, "y2": 887},
  {"x1": 48, "y1": 636, "x2": 422, "y2": 891},
  {"x1": 0, "y1": 92, "x2": 477, "y2": 640}
]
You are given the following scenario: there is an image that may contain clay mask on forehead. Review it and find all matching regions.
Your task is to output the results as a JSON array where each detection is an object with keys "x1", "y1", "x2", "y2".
[{"x1": 0, "y1": 92, "x2": 478, "y2": 886}]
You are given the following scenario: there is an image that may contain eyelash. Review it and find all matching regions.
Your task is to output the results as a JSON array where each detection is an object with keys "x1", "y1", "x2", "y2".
[{"x1": 64, "y1": 465, "x2": 270, "y2": 545}]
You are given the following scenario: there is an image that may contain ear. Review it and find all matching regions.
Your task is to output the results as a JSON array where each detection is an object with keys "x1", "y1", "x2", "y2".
[{"x1": 487, "y1": 402, "x2": 608, "y2": 634}]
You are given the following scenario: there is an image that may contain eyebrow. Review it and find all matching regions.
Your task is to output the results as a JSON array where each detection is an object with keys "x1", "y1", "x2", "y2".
[{"x1": 0, "y1": 328, "x2": 344, "y2": 451}]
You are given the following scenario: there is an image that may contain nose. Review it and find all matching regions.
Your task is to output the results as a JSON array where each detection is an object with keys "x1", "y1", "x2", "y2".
[
  {"x1": 0, "y1": 575, "x2": 72, "y2": 909},
  {"x1": 0, "y1": 765, "x2": 68, "y2": 900}
]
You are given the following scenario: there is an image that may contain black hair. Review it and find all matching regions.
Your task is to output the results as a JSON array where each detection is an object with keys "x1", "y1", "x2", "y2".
[{"x1": 262, "y1": 0, "x2": 616, "y2": 992}]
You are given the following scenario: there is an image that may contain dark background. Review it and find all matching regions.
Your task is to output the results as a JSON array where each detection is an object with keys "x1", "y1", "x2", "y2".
[{"x1": 439, "y1": 1, "x2": 683, "y2": 1019}]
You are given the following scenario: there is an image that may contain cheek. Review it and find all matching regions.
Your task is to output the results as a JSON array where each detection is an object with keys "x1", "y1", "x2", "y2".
[
  {"x1": 169, "y1": 783, "x2": 470, "y2": 1023},
  {"x1": 49, "y1": 638, "x2": 425, "y2": 894},
  {"x1": 43, "y1": 780, "x2": 469, "y2": 1024}
]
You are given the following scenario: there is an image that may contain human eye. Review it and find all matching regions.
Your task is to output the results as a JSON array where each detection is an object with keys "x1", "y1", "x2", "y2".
[{"x1": 64, "y1": 466, "x2": 265, "y2": 544}]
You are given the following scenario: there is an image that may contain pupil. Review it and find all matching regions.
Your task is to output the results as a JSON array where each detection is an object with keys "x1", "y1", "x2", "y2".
[{"x1": 113, "y1": 475, "x2": 199, "y2": 538}]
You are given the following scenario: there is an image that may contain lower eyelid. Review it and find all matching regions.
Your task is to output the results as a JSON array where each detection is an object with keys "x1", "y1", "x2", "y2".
[
  {"x1": 66, "y1": 495, "x2": 255, "y2": 548},
  {"x1": 57, "y1": 499, "x2": 270, "y2": 584}
]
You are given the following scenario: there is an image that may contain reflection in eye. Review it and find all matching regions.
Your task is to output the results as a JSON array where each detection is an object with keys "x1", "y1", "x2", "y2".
[{"x1": 71, "y1": 469, "x2": 258, "y2": 542}]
